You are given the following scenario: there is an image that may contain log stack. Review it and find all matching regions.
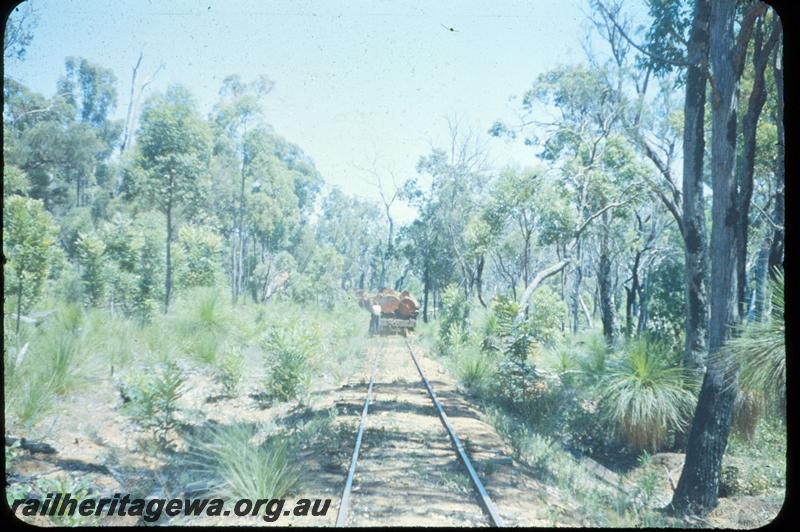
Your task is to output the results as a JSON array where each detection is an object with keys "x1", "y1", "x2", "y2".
[{"x1": 357, "y1": 288, "x2": 420, "y2": 335}]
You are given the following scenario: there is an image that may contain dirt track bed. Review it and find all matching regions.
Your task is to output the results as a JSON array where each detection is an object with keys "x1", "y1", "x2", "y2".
[{"x1": 6, "y1": 336, "x2": 585, "y2": 526}]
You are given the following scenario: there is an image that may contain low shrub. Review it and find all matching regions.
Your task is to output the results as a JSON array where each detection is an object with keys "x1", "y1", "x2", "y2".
[
  {"x1": 261, "y1": 323, "x2": 320, "y2": 402},
  {"x1": 121, "y1": 361, "x2": 186, "y2": 443},
  {"x1": 214, "y1": 346, "x2": 244, "y2": 398}
]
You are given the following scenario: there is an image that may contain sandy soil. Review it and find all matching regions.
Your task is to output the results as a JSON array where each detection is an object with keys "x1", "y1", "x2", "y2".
[
  {"x1": 6, "y1": 333, "x2": 783, "y2": 527},
  {"x1": 333, "y1": 336, "x2": 578, "y2": 527}
]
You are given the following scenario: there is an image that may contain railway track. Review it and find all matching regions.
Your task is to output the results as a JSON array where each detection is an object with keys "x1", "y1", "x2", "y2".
[{"x1": 334, "y1": 338, "x2": 504, "y2": 527}]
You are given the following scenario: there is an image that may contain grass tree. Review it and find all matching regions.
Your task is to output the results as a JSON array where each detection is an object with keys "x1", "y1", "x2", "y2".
[
  {"x1": 727, "y1": 269, "x2": 785, "y2": 413},
  {"x1": 599, "y1": 339, "x2": 695, "y2": 452},
  {"x1": 132, "y1": 85, "x2": 211, "y2": 311}
]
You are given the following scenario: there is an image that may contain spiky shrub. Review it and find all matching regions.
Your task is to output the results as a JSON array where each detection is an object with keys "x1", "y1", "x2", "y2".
[
  {"x1": 492, "y1": 356, "x2": 558, "y2": 421},
  {"x1": 576, "y1": 330, "x2": 609, "y2": 382},
  {"x1": 539, "y1": 341, "x2": 581, "y2": 388},
  {"x1": 726, "y1": 269, "x2": 785, "y2": 414},
  {"x1": 453, "y1": 345, "x2": 496, "y2": 394},
  {"x1": 189, "y1": 424, "x2": 300, "y2": 500},
  {"x1": 122, "y1": 361, "x2": 185, "y2": 443},
  {"x1": 8, "y1": 374, "x2": 55, "y2": 428},
  {"x1": 176, "y1": 288, "x2": 230, "y2": 365},
  {"x1": 598, "y1": 339, "x2": 695, "y2": 453},
  {"x1": 261, "y1": 324, "x2": 320, "y2": 402},
  {"x1": 36, "y1": 305, "x2": 85, "y2": 395},
  {"x1": 214, "y1": 346, "x2": 244, "y2": 398},
  {"x1": 33, "y1": 475, "x2": 95, "y2": 526}
]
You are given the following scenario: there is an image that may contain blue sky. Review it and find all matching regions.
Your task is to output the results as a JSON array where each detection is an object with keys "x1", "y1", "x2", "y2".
[{"x1": 5, "y1": 0, "x2": 649, "y2": 221}]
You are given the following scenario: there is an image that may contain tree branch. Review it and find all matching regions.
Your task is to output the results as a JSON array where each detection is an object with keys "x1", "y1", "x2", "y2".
[{"x1": 515, "y1": 260, "x2": 570, "y2": 324}]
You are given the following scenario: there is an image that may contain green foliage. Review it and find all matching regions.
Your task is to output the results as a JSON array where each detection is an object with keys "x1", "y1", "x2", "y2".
[
  {"x1": 452, "y1": 344, "x2": 497, "y2": 394},
  {"x1": 576, "y1": 330, "x2": 610, "y2": 382},
  {"x1": 132, "y1": 86, "x2": 211, "y2": 211},
  {"x1": 39, "y1": 305, "x2": 86, "y2": 395},
  {"x1": 174, "y1": 288, "x2": 231, "y2": 365},
  {"x1": 101, "y1": 212, "x2": 165, "y2": 322},
  {"x1": 289, "y1": 245, "x2": 345, "y2": 309},
  {"x1": 598, "y1": 339, "x2": 695, "y2": 452},
  {"x1": 525, "y1": 285, "x2": 567, "y2": 345},
  {"x1": 483, "y1": 294, "x2": 518, "y2": 342},
  {"x1": 75, "y1": 231, "x2": 107, "y2": 306},
  {"x1": 214, "y1": 346, "x2": 244, "y2": 398},
  {"x1": 121, "y1": 361, "x2": 185, "y2": 443},
  {"x1": 438, "y1": 284, "x2": 468, "y2": 354},
  {"x1": 3, "y1": 163, "x2": 31, "y2": 198},
  {"x1": 189, "y1": 423, "x2": 300, "y2": 500},
  {"x1": 261, "y1": 323, "x2": 320, "y2": 402},
  {"x1": 727, "y1": 269, "x2": 785, "y2": 411},
  {"x1": 176, "y1": 224, "x2": 223, "y2": 288},
  {"x1": 6, "y1": 370, "x2": 56, "y2": 428},
  {"x1": 34, "y1": 475, "x2": 97, "y2": 525},
  {"x1": 3, "y1": 195, "x2": 59, "y2": 322},
  {"x1": 642, "y1": 256, "x2": 685, "y2": 345},
  {"x1": 493, "y1": 356, "x2": 554, "y2": 419}
]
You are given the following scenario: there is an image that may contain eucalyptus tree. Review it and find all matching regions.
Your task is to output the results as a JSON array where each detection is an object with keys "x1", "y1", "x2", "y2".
[
  {"x1": 2, "y1": 78, "x2": 85, "y2": 213},
  {"x1": 492, "y1": 64, "x2": 642, "y2": 334},
  {"x1": 734, "y1": 11, "x2": 781, "y2": 314},
  {"x1": 594, "y1": 0, "x2": 712, "y2": 368},
  {"x1": 211, "y1": 74, "x2": 274, "y2": 302},
  {"x1": 409, "y1": 121, "x2": 489, "y2": 323},
  {"x1": 130, "y1": 85, "x2": 211, "y2": 311},
  {"x1": 3, "y1": 2, "x2": 36, "y2": 61},
  {"x1": 485, "y1": 168, "x2": 541, "y2": 291},
  {"x1": 241, "y1": 130, "x2": 305, "y2": 302},
  {"x1": 670, "y1": 0, "x2": 749, "y2": 515},
  {"x1": 768, "y1": 42, "x2": 784, "y2": 277},
  {"x1": 317, "y1": 187, "x2": 384, "y2": 291},
  {"x1": 56, "y1": 57, "x2": 124, "y2": 207}
]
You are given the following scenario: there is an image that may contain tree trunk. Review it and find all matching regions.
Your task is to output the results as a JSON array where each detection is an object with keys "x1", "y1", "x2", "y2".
[
  {"x1": 378, "y1": 211, "x2": 394, "y2": 290},
  {"x1": 637, "y1": 271, "x2": 649, "y2": 334},
  {"x1": 735, "y1": 15, "x2": 776, "y2": 315},
  {"x1": 234, "y1": 129, "x2": 248, "y2": 303},
  {"x1": 752, "y1": 235, "x2": 770, "y2": 321},
  {"x1": 515, "y1": 260, "x2": 569, "y2": 325},
  {"x1": 571, "y1": 238, "x2": 583, "y2": 333},
  {"x1": 423, "y1": 260, "x2": 430, "y2": 323},
  {"x1": 768, "y1": 42, "x2": 784, "y2": 277},
  {"x1": 119, "y1": 51, "x2": 143, "y2": 158},
  {"x1": 164, "y1": 202, "x2": 173, "y2": 312},
  {"x1": 681, "y1": 0, "x2": 711, "y2": 370},
  {"x1": 476, "y1": 254, "x2": 487, "y2": 308},
  {"x1": 625, "y1": 250, "x2": 642, "y2": 338},
  {"x1": 579, "y1": 294, "x2": 593, "y2": 329},
  {"x1": 670, "y1": 0, "x2": 740, "y2": 515},
  {"x1": 15, "y1": 281, "x2": 23, "y2": 336},
  {"x1": 598, "y1": 235, "x2": 615, "y2": 344}
]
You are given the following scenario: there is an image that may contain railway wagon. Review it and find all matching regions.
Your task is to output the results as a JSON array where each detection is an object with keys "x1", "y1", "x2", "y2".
[{"x1": 357, "y1": 288, "x2": 420, "y2": 336}]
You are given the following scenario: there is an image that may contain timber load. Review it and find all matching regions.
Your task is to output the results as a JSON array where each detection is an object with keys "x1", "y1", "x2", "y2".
[{"x1": 358, "y1": 288, "x2": 420, "y2": 335}]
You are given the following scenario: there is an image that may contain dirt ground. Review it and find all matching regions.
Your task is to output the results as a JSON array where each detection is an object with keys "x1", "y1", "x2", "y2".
[
  {"x1": 335, "y1": 336, "x2": 579, "y2": 527},
  {"x1": 6, "y1": 335, "x2": 578, "y2": 526},
  {"x1": 5, "y1": 334, "x2": 784, "y2": 527}
]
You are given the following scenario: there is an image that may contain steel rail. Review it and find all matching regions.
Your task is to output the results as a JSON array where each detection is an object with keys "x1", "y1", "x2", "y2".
[
  {"x1": 404, "y1": 338, "x2": 505, "y2": 527},
  {"x1": 335, "y1": 351, "x2": 379, "y2": 527}
]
